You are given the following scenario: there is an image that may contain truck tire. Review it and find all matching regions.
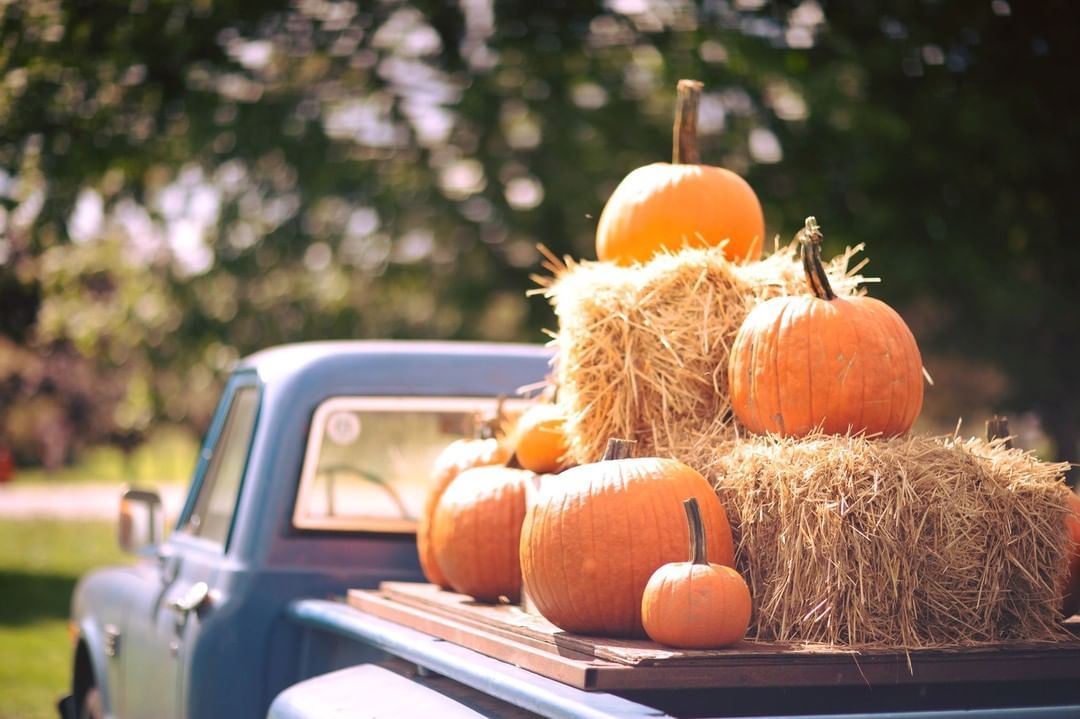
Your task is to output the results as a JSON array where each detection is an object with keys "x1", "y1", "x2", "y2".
[{"x1": 79, "y1": 687, "x2": 103, "y2": 719}]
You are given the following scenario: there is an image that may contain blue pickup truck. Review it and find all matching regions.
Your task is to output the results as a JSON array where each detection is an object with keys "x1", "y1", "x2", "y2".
[{"x1": 61, "y1": 341, "x2": 1080, "y2": 719}]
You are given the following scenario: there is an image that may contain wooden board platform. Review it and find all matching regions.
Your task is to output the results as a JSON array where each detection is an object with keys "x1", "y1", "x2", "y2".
[{"x1": 347, "y1": 582, "x2": 1080, "y2": 692}]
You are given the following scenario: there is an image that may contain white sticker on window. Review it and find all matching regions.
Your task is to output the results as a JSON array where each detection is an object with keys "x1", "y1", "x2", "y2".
[{"x1": 326, "y1": 412, "x2": 361, "y2": 445}]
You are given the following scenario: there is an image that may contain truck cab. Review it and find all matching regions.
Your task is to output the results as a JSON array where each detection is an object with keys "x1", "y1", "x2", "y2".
[{"x1": 64, "y1": 340, "x2": 552, "y2": 719}]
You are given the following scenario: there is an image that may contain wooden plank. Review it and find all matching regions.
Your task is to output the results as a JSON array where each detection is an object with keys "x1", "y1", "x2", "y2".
[
  {"x1": 349, "y1": 583, "x2": 1080, "y2": 691},
  {"x1": 376, "y1": 582, "x2": 824, "y2": 664},
  {"x1": 376, "y1": 582, "x2": 831, "y2": 666},
  {"x1": 376, "y1": 582, "x2": 585, "y2": 655},
  {"x1": 377, "y1": 581, "x2": 1080, "y2": 669},
  {"x1": 591, "y1": 635, "x2": 1080, "y2": 671},
  {"x1": 348, "y1": 589, "x2": 618, "y2": 690}
]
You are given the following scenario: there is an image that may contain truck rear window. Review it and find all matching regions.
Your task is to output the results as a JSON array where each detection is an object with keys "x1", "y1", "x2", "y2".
[{"x1": 292, "y1": 396, "x2": 529, "y2": 533}]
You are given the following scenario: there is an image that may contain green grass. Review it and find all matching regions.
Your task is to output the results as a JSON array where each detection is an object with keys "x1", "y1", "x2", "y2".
[
  {"x1": 15, "y1": 426, "x2": 199, "y2": 485},
  {"x1": 0, "y1": 520, "x2": 131, "y2": 719}
]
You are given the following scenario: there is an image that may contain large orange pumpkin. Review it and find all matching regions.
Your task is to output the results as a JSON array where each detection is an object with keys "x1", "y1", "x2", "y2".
[
  {"x1": 417, "y1": 435, "x2": 511, "y2": 588},
  {"x1": 519, "y1": 439, "x2": 735, "y2": 637},
  {"x1": 595, "y1": 79, "x2": 764, "y2": 266},
  {"x1": 430, "y1": 465, "x2": 530, "y2": 603},
  {"x1": 1061, "y1": 492, "x2": 1080, "y2": 617},
  {"x1": 728, "y1": 217, "x2": 924, "y2": 438},
  {"x1": 642, "y1": 498, "x2": 752, "y2": 648}
]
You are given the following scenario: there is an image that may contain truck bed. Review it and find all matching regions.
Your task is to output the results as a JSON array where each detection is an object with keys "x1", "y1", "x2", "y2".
[
  {"x1": 285, "y1": 587, "x2": 1080, "y2": 718},
  {"x1": 350, "y1": 582, "x2": 1080, "y2": 691}
]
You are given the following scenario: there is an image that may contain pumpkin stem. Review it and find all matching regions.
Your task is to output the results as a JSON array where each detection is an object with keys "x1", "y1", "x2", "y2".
[
  {"x1": 672, "y1": 79, "x2": 703, "y2": 165},
  {"x1": 798, "y1": 216, "x2": 837, "y2": 301},
  {"x1": 986, "y1": 415, "x2": 1014, "y2": 449},
  {"x1": 683, "y1": 497, "x2": 708, "y2": 566},
  {"x1": 601, "y1": 438, "x2": 636, "y2": 461}
]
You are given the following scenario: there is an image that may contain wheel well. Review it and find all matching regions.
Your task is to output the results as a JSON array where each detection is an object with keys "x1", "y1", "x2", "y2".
[{"x1": 73, "y1": 641, "x2": 95, "y2": 710}]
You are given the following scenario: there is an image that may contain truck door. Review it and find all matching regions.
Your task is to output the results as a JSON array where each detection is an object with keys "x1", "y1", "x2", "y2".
[{"x1": 120, "y1": 375, "x2": 260, "y2": 719}]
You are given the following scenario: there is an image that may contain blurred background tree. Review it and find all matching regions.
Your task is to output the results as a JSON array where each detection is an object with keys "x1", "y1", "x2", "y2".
[{"x1": 0, "y1": 0, "x2": 1076, "y2": 476}]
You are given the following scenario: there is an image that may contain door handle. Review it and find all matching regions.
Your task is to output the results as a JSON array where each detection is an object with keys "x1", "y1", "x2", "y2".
[
  {"x1": 169, "y1": 581, "x2": 211, "y2": 622},
  {"x1": 103, "y1": 624, "x2": 121, "y2": 658}
]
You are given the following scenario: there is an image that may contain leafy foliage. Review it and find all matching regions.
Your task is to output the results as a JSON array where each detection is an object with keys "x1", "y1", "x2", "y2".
[{"x1": 1, "y1": 0, "x2": 1077, "y2": 473}]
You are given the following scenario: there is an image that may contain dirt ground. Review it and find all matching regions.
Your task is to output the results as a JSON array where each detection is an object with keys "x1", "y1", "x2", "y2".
[{"x1": 0, "y1": 482, "x2": 187, "y2": 521}]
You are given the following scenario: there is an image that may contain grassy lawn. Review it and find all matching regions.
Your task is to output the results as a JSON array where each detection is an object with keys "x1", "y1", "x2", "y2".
[{"x1": 0, "y1": 520, "x2": 131, "y2": 719}]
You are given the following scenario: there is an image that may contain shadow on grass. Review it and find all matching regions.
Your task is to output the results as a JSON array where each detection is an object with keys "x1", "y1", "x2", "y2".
[{"x1": 0, "y1": 570, "x2": 77, "y2": 625}]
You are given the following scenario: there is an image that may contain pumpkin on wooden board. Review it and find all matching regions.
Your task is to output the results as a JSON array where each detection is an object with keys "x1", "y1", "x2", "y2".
[
  {"x1": 512, "y1": 403, "x2": 571, "y2": 475},
  {"x1": 519, "y1": 438, "x2": 735, "y2": 637},
  {"x1": 642, "y1": 497, "x2": 752, "y2": 648},
  {"x1": 430, "y1": 465, "x2": 531, "y2": 603},
  {"x1": 417, "y1": 414, "x2": 511, "y2": 589},
  {"x1": 595, "y1": 79, "x2": 765, "y2": 266},
  {"x1": 728, "y1": 217, "x2": 924, "y2": 438}
]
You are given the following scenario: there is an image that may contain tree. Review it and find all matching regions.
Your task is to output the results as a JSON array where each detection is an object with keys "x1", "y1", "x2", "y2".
[{"x1": 2, "y1": 0, "x2": 1077, "y2": 474}]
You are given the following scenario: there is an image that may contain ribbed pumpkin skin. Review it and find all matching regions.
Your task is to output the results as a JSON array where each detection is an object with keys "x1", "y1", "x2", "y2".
[
  {"x1": 642, "y1": 563, "x2": 752, "y2": 648},
  {"x1": 519, "y1": 458, "x2": 735, "y2": 637},
  {"x1": 513, "y1": 404, "x2": 571, "y2": 474},
  {"x1": 430, "y1": 466, "x2": 529, "y2": 603},
  {"x1": 1061, "y1": 493, "x2": 1080, "y2": 617},
  {"x1": 728, "y1": 294, "x2": 924, "y2": 438},
  {"x1": 595, "y1": 163, "x2": 764, "y2": 266},
  {"x1": 417, "y1": 438, "x2": 510, "y2": 588}
]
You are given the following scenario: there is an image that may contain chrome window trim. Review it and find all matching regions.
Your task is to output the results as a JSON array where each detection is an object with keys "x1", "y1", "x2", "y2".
[{"x1": 292, "y1": 395, "x2": 532, "y2": 533}]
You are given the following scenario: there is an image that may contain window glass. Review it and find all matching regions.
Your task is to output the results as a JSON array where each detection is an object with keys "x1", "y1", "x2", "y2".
[
  {"x1": 182, "y1": 385, "x2": 260, "y2": 547},
  {"x1": 293, "y1": 397, "x2": 528, "y2": 532}
]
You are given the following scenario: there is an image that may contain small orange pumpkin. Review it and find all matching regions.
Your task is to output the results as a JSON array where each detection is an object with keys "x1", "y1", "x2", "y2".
[
  {"x1": 595, "y1": 79, "x2": 764, "y2": 266},
  {"x1": 417, "y1": 426, "x2": 511, "y2": 588},
  {"x1": 642, "y1": 497, "x2": 752, "y2": 648},
  {"x1": 520, "y1": 438, "x2": 735, "y2": 637},
  {"x1": 728, "y1": 217, "x2": 924, "y2": 438},
  {"x1": 512, "y1": 403, "x2": 571, "y2": 475},
  {"x1": 430, "y1": 465, "x2": 530, "y2": 603}
]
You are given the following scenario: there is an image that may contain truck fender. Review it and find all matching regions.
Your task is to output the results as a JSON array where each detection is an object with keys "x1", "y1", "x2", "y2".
[
  {"x1": 267, "y1": 664, "x2": 488, "y2": 719},
  {"x1": 76, "y1": 617, "x2": 115, "y2": 718}
]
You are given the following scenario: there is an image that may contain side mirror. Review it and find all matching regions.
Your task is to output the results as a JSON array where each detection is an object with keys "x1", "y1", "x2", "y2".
[{"x1": 119, "y1": 487, "x2": 165, "y2": 554}]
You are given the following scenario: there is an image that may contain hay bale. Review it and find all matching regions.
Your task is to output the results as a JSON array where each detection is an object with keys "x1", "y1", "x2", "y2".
[
  {"x1": 539, "y1": 242, "x2": 869, "y2": 465},
  {"x1": 709, "y1": 433, "x2": 1072, "y2": 648}
]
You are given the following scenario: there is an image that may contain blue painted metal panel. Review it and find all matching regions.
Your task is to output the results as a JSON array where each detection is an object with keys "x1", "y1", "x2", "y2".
[
  {"x1": 267, "y1": 664, "x2": 489, "y2": 719},
  {"x1": 70, "y1": 562, "x2": 161, "y2": 718},
  {"x1": 75, "y1": 617, "x2": 111, "y2": 717},
  {"x1": 286, "y1": 599, "x2": 670, "y2": 719}
]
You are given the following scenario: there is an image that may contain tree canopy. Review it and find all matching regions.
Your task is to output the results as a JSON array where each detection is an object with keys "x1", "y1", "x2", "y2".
[{"x1": 1, "y1": 0, "x2": 1077, "y2": 474}]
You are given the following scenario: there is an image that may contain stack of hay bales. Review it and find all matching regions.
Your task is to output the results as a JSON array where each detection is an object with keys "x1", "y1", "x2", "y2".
[{"x1": 542, "y1": 243, "x2": 1073, "y2": 649}]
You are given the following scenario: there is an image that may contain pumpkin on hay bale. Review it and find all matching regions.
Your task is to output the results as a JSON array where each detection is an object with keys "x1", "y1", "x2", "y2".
[
  {"x1": 595, "y1": 79, "x2": 765, "y2": 266},
  {"x1": 535, "y1": 239, "x2": 871, "y2": 467},
  {"x1": 705, "y1": 431, "x2": 1073, "y2": 648},
  {"x1": 729, "y1": 217, "x2": 925, "y2": 439}
]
